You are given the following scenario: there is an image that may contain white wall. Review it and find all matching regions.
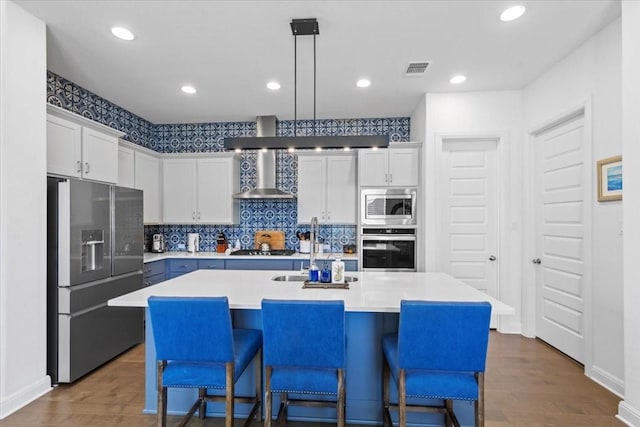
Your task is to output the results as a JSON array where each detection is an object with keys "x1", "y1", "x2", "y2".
[
  {"x1": 620, "y1": 2, "x2": 640, "y2": 425},
  {"x1": 522, "y1": 18, "x2": 623, "y2": 396},
  {"x1": 423, "y1": 90, "x2": 524, "y2": 334},
  {"x1": 0, "y1": 1, "x2": 50, "y2": 418}
]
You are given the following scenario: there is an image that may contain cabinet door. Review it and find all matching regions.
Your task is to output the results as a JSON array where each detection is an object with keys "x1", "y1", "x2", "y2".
[
  {"x1": 163, "y1": 158, "x2": 197, "y2": 223},
  {"x1": 47, "y1": 114, "x2": 82, "y2": 178},
  {"x1": 81, "y1": 127, "x2": 118, "y2": 183},
  {"x1": 197, "y1": 157, "x2": 237, "y2": 224},
  {"x1": 134, "y1": 151, "x2": 161, "y2": 224},
  {"x1": 297, "y1": 155, "x2": 327, "y2": 223},
  {"x1": 358, "y1": 149, "x2": 388, "y2": 186},
  {"x1": 326, "y1": 155, "x2": 356, "y2": 223},
  {"x1": 118, "y1": 146, "x2": 135, "y2": 188},
  {"x1": 388, "y1": 148, "x2": 419, "y2": 186}
]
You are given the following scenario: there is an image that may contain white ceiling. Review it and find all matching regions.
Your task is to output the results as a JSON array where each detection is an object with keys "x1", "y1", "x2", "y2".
[{"x1": 16, "y1": 0, "x2": 620, "y2": 124}]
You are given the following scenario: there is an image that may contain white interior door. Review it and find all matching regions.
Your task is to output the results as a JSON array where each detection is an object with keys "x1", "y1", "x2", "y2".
[
  {"x1": 534, "y1": 115, "x2": 586, "y2": 363},
  {"x1": 439, "y1": 139, "x2": 499, "y2": 299}
]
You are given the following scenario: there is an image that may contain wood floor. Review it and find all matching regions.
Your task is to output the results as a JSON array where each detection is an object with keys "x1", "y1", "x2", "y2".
[{"x1": 2, "y1": 332, "x2": 624, "y2": 426}]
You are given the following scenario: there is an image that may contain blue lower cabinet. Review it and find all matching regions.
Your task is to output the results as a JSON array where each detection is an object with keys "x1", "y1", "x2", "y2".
[
  {"x1": 224, "y1": 259, "x2": 294, "y2": 271},
  {"x1": 166, "y1": 259, "x2": 198, "y2": 279},
  {"x1": 197, "y1": 259, "x2": 225, "y2": 270},
  {"x1": 143, "y1": 260, "x2": 166, "y2": 286}
]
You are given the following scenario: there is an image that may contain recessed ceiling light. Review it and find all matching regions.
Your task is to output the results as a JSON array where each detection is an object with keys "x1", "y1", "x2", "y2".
[
  {"x1": 450, "y1": 75, "x2": 467, "y2": 84},
  {"x1": 267, "y1": 81, "x2": 281, "y2": 90},
  {"x1": 500, "y1": 5, "x2": 526, "y2": 22},
  {"x1": 287, "y1": 147, "x2": 295, "y2": 153},
  {"x1": 111, "y1": 26, "x2": 135, "y2": 41},
  {"x1": 181, "y1": 85, "x2": 197, "y2": 94},
  {"x1": 356, "y1": 79, "x2": 371, "y2": 88},
  {"x1": 315, "y1": 147, "x2": 322, "y2": 152}
]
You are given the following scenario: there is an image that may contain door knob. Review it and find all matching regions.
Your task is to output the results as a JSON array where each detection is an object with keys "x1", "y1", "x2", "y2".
[
  {"x1": 532, "y1": 258, "x2": 542, "y2": 264},
  {"x1": 489, "y1": 255, "x2": 496, "y2": 261}
]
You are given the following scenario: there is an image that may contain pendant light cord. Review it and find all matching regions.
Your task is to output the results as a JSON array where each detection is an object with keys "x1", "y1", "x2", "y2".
[
  {"x1": 313, "y1": 32, "x2": 317, "y2": 136},
  {"x1": 294, "y1": 34, "x2": 297, "y2": 137}
]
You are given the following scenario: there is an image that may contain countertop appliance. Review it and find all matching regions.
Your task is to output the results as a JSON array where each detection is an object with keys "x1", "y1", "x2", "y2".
[
  {"x1": 216, "y1": 232, "x2": 227, "y2": 253},
  {"x1": 47, "y1": 177, "x2": 144, "y2": 384},
  {"x1": 361, "y1": 188, "x2": 417, "y2": 226},
  {"x1": 359, "y1": 227, "x2": 417, "y2": 271},
  {"x1": 151, "y1": 234, "x2": 165, "y2": 253}
]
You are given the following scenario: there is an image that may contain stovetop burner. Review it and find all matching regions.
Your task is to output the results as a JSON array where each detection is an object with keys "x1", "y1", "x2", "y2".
[{"x1": 230, "y1": 249, "x2": 296, "y2": 256}]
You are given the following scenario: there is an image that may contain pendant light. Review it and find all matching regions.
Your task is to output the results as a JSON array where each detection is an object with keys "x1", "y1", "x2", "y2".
[{"x1": 225, "y1": 18, "x2": 389, "y2": 150}]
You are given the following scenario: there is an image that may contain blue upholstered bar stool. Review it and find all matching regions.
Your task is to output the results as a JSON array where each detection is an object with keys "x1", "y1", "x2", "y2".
[
  {"x1": 148, "y1": 296, "x2": 262, "y2": 427},
  {"x1": 261, "y1": 299, "x2": 346, "y2": 427},
  {"x1": 382, "y1": 301, "x2": 492, "y2": 427}
]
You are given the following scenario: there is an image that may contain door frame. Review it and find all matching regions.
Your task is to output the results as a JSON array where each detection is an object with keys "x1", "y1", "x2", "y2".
[
  {"x1": 523, "y1": 99, "x2": 593, "y2": 372},
  {"x1": 434, "y1": 131, "x2": 509, "y2": 331}
]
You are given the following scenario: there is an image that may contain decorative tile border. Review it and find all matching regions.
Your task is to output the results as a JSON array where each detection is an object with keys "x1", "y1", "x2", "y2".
[{"x1": 47, "y1": 71, "x2": 410, "y2": 252}]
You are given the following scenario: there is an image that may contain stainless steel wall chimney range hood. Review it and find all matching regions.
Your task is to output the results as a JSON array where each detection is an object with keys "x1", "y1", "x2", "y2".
[{"x1": 231, "y1": 116, "x2": 295, "y2": 199}]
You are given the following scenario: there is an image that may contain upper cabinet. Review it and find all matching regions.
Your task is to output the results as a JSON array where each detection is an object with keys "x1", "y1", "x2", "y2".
[
  {"x1": 358, "y1": 144, "x2": 420, "y2": 187},
  {"x1": 117, "y1": 145, "x2": 135, "y2": 188},
  {"x1": 118, "y1": 140, "x2": 162, "y2": 224},
  {"x1": 163, "y1": 154, "x2": 239, "y2": 224},
  {"x1": 134, "y1": 150, "x2": 162, "y2": 224},
  {"x1": 47, "y1": 105, "x2": 124, "y2": 184},
  {"x1": 297, "y1": 152, "x2": 357, "y2": 224}
]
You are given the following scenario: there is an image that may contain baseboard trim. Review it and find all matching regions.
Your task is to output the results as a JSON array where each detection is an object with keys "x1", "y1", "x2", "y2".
[
  {"x1": 0, "y1": 376, "x2": 52, "y2": 419},
  {"x1": 618, "y1": 401, "x2": 640, "y2": 427},
  {"x1": 589, "y1": 365, "x2": 624, "y2": 398}
]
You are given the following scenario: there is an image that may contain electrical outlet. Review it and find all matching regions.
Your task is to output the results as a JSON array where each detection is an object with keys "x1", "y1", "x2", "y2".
[{"x1": 177, "y1": 243, "x2": 185, "y2": 250}]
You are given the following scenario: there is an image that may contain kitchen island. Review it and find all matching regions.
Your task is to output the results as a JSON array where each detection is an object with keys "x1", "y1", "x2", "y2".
[{"x1": 109, "y1": 269, "x2": 514, "y2": 426}]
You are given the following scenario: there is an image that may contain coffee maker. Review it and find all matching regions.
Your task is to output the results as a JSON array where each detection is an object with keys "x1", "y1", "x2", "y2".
[{"x1": 151, "y1": 234, "x2": 165, "y2": 253}]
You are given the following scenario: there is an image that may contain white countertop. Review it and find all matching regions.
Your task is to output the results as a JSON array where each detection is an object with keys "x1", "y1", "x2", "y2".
[
  {"x1": 109, "y1": 269, "x2": 514, "y2": 315},
  {"x1": 144, "y1": 251, "x2": 359, "y2": 263}
]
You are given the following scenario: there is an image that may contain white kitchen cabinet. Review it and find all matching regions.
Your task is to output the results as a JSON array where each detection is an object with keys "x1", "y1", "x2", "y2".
[
  {"x1": 359, "y1": 145, "x2": 420, "y2": 187},
  {"x1": 134, "y1": 150, "x2": 162, "y2": 224},
  {"x1": 47, "y1": 105, "x2": 123, "y2": 183},
  {"x1": 117, "y1": 145, "x2": 135, "y2": 188},
  {"x1": 297, "y1": 152, "x2": 357, "y2": 224},
  {"x1": 163, "y1": 154, "x2": 239, "y2": 224}
]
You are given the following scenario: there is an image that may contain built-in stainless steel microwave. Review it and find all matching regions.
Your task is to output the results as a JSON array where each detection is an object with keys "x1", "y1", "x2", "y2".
[{"x1": 360, "y1": 188, "x2": 417, "y2": 226}]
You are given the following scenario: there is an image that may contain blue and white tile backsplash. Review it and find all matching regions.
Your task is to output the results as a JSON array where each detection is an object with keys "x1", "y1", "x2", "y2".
[{"x1": 47, "y1": 71, "x2": 410, "y2": 252}]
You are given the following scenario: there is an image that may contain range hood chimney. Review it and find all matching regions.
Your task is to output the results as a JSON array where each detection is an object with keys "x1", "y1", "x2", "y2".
[{"x1": 232, "y1": 116, "x2": 295, "y2": 199}]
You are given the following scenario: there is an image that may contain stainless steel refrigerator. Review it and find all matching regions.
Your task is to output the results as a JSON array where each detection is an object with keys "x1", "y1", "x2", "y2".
[{"x1": 47, "y1": 177, "x2": 144, "y2": 384}]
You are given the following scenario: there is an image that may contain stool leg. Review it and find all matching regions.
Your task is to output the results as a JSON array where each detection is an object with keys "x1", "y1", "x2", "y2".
[
  {"x1": 337, "y1": 369, "x2": 345, "y2": 427},
  {"x1": 226, "y1": 362, "x2": 234, "y2": 427},
  {"x1": 399, "y1": 369, "x2": 406, "y2": 427},
  {"x1": 445, "y1": 399, "x2": 454, "y2": 427},
  {"x1": 198, "y1": 388, "x2": 207, "y2": 419},
  {"x1": 476, "y1": 372, "x2": 485, "y2": 427},
  {"x1": 157, "y1": 361, "x2": 167, "y2": 427},
  {"x1": 265, "y1": 366, "x2": 272, "y2": 427}
]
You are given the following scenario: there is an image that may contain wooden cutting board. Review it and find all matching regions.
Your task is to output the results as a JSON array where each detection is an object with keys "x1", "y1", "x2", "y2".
[{"x1": 254, "y1": 230, "x2": 285, "y2": 250}]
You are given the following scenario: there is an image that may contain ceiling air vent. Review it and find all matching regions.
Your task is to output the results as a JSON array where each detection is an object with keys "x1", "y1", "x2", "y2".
[{"x1": 405, "y1": 61, "x2": 431, "y2": 76}]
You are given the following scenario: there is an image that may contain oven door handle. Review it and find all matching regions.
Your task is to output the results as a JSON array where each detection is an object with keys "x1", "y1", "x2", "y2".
[{"x1": 361, "y1": 235, "x2": 416, "y2": 241}]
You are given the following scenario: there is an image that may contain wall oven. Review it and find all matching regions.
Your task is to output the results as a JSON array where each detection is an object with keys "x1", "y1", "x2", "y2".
[
  {"x1": 361, "y1": 188, "x2": 417, "y2": 226},
  {"x1": 360, "y1": 228, "x2": 417, "y2": 272}
]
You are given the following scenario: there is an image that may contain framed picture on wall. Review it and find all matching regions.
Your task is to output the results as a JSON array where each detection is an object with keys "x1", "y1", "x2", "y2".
[{"x1": 597, "y1": 155, "x2": 622, "y2": 202}]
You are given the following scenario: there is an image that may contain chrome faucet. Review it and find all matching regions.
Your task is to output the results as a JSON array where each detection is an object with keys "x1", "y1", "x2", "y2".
[{"x1": 309, "y1": 216, "x2": 318, "y2": 268}]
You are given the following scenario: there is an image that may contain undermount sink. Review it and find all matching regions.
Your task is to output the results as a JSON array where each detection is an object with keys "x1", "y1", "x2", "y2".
[{"x1": 271, "y1": 274, "x2": 358, "y2": 283}]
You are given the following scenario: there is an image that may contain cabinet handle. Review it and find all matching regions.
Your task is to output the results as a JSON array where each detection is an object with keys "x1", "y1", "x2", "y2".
[
  {"x1": 389, "y1": 173, "x2": 393, "y2": 183},
  {"x1": 180, "y1": 264, "x2": 189, "y2": 268},
  {"x1": 84, "y1": 162, "x2": 90, "y2": 174},
  {"x1": 143, "y1": 268, "x2": 152, "y2": 273},
  {"x1": 76, "y1": 161, "x2": 82, "y2": 173},
  {"x1": 197, "y1": 212, "x2": 201, "y2": 220},
  {"x1": 327, "y1": 211, "x2": 331, "y2": 220},
  {"x1": 192, "y1": 212, "x2": 196, "y2": 220},
  {"x1": 385, "y1": 173, "x2": 388, "y2": 183}
]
